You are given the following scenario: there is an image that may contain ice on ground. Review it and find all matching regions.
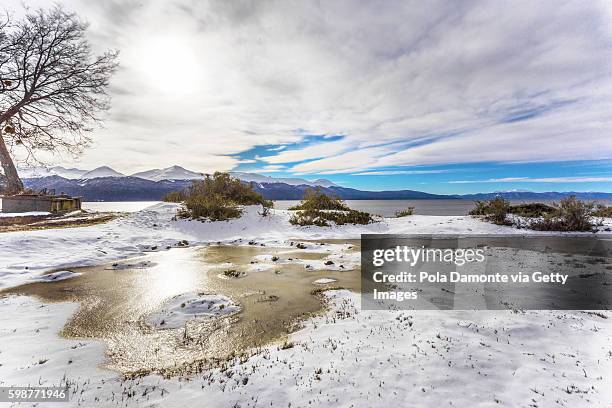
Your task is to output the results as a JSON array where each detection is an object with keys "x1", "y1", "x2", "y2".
[
  {"x1": 313, "y1": 278, "x2": 337, "y2": 285},
  {"x1": 33, "y1": 270, "x2": 82, "y2": 282},
  {"x1": 146, "y1": 292, "x2": 241, "y2": 329}
]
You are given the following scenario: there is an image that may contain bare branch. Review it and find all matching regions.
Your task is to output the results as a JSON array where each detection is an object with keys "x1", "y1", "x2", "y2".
[{"x1": 0, "y1": 6, "x2": 117, "y2": 194}]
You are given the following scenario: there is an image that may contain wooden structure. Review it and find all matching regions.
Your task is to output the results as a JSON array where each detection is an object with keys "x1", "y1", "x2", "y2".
[{"x1": 1, "y1": 193, "x2": 82, "y2": 213}]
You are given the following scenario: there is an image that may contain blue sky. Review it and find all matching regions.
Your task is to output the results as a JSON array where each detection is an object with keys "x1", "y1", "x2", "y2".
[
  {"x1": 233, "y1": 140, "x2": 612, "y2": 193},
  {"x1": 8, "y1": 0, "x2": 612, "y2": 194}
]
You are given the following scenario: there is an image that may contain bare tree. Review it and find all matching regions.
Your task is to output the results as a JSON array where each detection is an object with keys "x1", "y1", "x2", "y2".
[{"x1": 0, "y1": 7, "x2": 117, "y2": 195}]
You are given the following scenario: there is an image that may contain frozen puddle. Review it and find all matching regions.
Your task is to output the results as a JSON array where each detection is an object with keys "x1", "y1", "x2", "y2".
[
  {"x1": 34, "y1": 270, "x2": 82, "y2": 282},
  {"x1": 1, "y1": 243, "x2": 361, "y2": 374},
  {"x1": 146, "y1": 292, "x2": 241, "y2": 329}
]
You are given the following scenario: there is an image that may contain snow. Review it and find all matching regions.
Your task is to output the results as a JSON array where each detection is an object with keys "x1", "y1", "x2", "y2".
[
  {"x1": 313, "y1": 278, "x2": 337, "y2": 284},
  {"x1": 248, "y1": 247, "x2": 359, "y2": 272},
  {"x1": 0, "y1": 203, "x2": 610, "y2": 289},
  {"x1": 32, "y1": 270, "x2": 82, "y2": 282},
  {"x1": 80, "y1": 166, "x2": 125, "y2": 179},
  {"x1": 230, "y1": 171, "x2": 338, "y2": 187},
  {"x1": 1, "y1": 204, "x2": 612, "y2": 406},
  {"x1": 0, "y1": 211, "x2": 50, "y2": 217},
  {"x1": 132, "y1": 165, "x2": 205, "y2": 181},
  {"x1": 146, "y1": 292, "x2": 241, "y2": 329},
  {"x1": 17, "y1": 165, "x2": 88, "y2": 179},
  {"x1": 0, "y1": 291, "x2": 610, "y2": 407},
  {"x1": 0, "y1": 296, "x2": 113, "y2": 395}
]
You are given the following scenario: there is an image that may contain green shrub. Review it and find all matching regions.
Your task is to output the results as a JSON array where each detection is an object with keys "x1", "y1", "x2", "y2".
[
  {"x1": 469, "y1": 197, "x2": 510, "y2": 225},
  {"x1": 395, "y1": 207, "x2": 414, "y2": 217},
  {"x1": 468, "y1": 200, "x2": 490, "y2": 216},
  {"x1": 529, "y1": 196, "x2": 596, "y2": 232},
  {"x1": 163, "y1": 190, "x2": 186, "y2": 203},
  {"x1": 593, "y1": 204, "x2": 612, "y2": 218},
  {"x1": 289, "y1": 188, "x2": 350, "y2": 211},
  {"x1": 177, "y1": 172, "x2": 272, "y2": 221},
  {"x1": 288, "y1": 189, "x2": 373, "y2": 226},
  {"x1": 178, "y1": 193, "x2": 242, "y2": 221},
  {"x1": 289, "y1": 208, "x2": 373, "y2": 226},
  {"x1": 188, "y1": 172, "x2": 272, "y2": 208},
  {"x1": 508, "y1": 203, "x2": 556, "y2": 218}
]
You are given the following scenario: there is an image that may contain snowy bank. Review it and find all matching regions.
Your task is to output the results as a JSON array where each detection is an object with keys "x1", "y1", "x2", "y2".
[
  {"x1": 32, "y1": 270, "x2": 82, "y2": 282},
  {"x1": 1, "y1": 203, "x2": 610, "y2": 289}
]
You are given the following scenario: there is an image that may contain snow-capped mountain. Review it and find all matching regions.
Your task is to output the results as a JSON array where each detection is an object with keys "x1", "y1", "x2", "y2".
[
  {"x1": 80, "y1": 166, "x2": 125, "y2": 179},
  {"x1": 18, "y1": 164, "x2": 339, "y2": 187},
  {"x1": 131, "y1": 165, "x2": 205, "y2": 181},
  {"x1": 18, "y1": 166, "x2": 88, "y2": 179},
  {"x1": 230, "y1": 172, "x2": 338, "y2": 187}
]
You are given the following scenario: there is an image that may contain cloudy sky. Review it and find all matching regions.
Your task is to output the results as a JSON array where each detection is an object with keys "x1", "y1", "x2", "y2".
[{"x1": 6, "y1": 0, "x2": 612, "y2": 193}]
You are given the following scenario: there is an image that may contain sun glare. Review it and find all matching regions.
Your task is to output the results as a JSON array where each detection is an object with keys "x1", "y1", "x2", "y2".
[{"x1": 137, "y1": 35, "x2": 202, "y2": 96}]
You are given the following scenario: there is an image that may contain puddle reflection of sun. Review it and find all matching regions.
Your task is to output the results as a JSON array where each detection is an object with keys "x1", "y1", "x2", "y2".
[{"x1": 136, "y1": 252, "x2": 204, "y2": 308}]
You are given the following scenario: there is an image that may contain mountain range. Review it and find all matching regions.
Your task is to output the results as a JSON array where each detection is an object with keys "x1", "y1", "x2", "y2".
[
  {"x1": 14, "y1": 164, "x2": 612, "y2": 202},
  {"x1": 17, "y1": 165, "x2": 337, "y2": 187},
  {"x1": 19, "y1": 175, "x2": 448, "y2": 201}
]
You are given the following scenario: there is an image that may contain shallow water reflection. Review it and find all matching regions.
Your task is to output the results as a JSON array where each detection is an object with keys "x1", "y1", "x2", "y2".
[{"x1": 1, "y1": 243, "x2": 360, "y2": 375}]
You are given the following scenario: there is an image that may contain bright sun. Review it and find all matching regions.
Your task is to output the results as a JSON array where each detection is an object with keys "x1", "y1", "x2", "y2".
[{"x1": 137, "y1": 36, "x2": 202, "y2": 96}]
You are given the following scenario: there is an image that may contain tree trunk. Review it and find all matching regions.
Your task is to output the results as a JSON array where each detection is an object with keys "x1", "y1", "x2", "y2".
[{"x1": 0, "y1": 131, "x2": 24, "y2": 195}]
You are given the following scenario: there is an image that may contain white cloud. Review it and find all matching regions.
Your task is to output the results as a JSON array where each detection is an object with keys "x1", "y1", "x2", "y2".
[
  {"x1": 5, "y1": 0, "x2": 612, "y2": 174},
  {"x1": 256, "y1": 165, "x2": 286, "y2": 173},
  {"x1": 352, "y1": 170, "x2": 450, "y2": 176},
  {"x1": 449, "y1": 177, "x2": 612, "y2": 184}
]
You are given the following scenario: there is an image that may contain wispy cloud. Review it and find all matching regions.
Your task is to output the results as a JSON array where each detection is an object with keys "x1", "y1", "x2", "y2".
[
  {"x1": 449, "y1": 177, "x2": 612, "y2": 184},
  {"x1": 256, "y1": 165, "x2": 286, "y2": 173},
  {"x1": 5, "y1": 0, "x2": 611, "y2": 175},
  {"x1": 352, "y1": 170, "x2": 449, "y2": 176}
]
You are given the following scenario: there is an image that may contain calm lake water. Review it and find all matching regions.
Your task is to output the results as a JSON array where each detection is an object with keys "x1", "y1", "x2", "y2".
[
  {"x1": 275, "y1": 199, "x2": 612, "y2": 216},
  {"x1": 82, "y1": 199, "x2": 479, "y2": 216},
  {"x1": 82, "y1": 201, "x2": 161, "y2": 213},
  {"x1": 273, "y1": 199, "x2": 477, "y2": 216}
]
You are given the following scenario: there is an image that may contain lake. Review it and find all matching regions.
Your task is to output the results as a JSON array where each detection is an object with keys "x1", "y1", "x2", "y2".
[
  {"x1": 273, "y1": 199, "x2": 477, "y2": 216},
  {"x1": 274, "y1": 199, "x2": 612, "y2": 216},
  {"x1": 82, "y1": 201, "x2": 161, "y2": 213},
  {"x1": 79, "y1": 199, "x2": 480, "y2": 216}
]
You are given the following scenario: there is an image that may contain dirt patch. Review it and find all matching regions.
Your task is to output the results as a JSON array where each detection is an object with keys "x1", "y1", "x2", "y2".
[{"x1": 0, "y1": 212, "x2": 118, "y2": 233}]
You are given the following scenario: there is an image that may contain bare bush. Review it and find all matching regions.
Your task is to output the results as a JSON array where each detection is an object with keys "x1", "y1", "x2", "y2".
[
  {"x1": 469, "y1": 197, "x2": 510, "y2": 225},
  {"x1": 528, "y1": 196, "x2": 596, "y2": 232},
  {"x1": 395, "y1": 207, "x2": 414, "y2": 217}
]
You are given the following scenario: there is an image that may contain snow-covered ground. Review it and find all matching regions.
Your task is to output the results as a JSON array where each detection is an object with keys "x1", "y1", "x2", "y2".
[
  {"x1": 2, "y1": 203, "x2": 609, "y2": 289},
  {"x1": 0, "y1": 291, "x2": 610, "y2": 407},
  {"x1": 0, "y1": 211, "x2": 50, "y2": 217},
  {"x1": 1, "y1": 203, "x2": 611, "y2": 407}
]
